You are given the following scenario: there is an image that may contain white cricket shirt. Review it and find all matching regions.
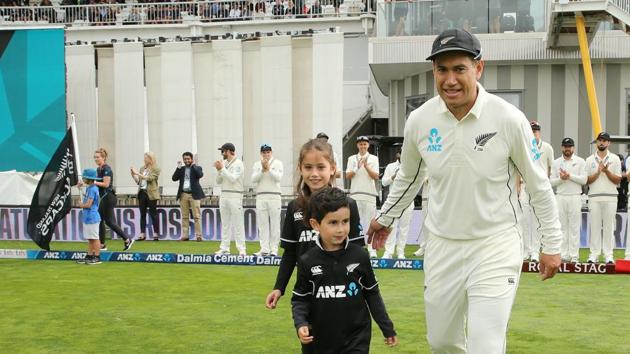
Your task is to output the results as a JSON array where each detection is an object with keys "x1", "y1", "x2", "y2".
[
  {"x1": 346, "y1": 153, "x2": 379, "y2": 203},
  {"x1": 377, "y1": 84, "x2": 562, "y2": 254},
  {"x1": 251, "y1": 158, "x2": 283, "y2": 199},
  {"x1": 217, "y1": 157, "x2": 245, "y2": 198},
  {"x1": 550, "y1": 155, "x2": 587, "y2": 195},
  {"x1": 585, "y1": 151, "x2": 621, "y2": 202}
]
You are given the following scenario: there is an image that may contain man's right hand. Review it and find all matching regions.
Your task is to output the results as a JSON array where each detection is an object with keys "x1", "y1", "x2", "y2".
[
  {"x1": 265, "y1": 289, "x2": 282, "y2": 309},
  {"x1": 367, "y1": 218, "x2": 391, "y2": 250},
  {"x1": 297, "y1": 326, "x2": 313, "y2": 344}
]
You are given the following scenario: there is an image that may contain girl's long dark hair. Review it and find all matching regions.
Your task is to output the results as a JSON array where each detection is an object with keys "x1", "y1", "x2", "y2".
[{"x1": 295, "y1": 138, "x2": 336, "y2": 211}]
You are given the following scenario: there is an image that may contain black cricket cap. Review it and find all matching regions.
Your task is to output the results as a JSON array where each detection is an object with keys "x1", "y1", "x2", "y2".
[
  {"x1": 596, "y1": 132, "x2": 611, "y2": 141},
  {"x1": 316, "y1": 132, "x2": 329, "y2": 140},
  {"x1": 356, "y1": 135, "x2": 369, "y2": 143},
  {"x1": 260, "y1": 143, "x2": 272, "y2": 152},
  {"x1": 561, "y1": 137, "x2": 575, "y2": 146},
  {"x1": 426, "y1": 29, "x2": 482, "y2": 61},
  {"x1": 530, "y1": 121, "x2": 541, "y2": 131},
  {"x1": 218, "y1": 142, "x2": 236, "y2": 152}
]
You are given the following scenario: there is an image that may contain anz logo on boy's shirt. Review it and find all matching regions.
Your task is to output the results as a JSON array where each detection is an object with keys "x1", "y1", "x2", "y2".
[
  {"x1": 315, "y1": 282, "x2": 360, "y2": 299},
  {"x1": 426, "y1": 128, "x2": 443, "y2": 152}
]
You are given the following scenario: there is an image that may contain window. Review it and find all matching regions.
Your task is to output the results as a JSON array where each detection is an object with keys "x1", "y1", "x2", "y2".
[{"x1": 489, "y1": 90, "x2": 522, "y2": 110}]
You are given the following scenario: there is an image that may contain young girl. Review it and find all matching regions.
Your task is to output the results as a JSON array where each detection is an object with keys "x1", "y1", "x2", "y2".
[
  {"x1": 131, "y1": 151, "x2": 161, "y2": 241},
  {"x1": 77, "y1": 169, "x2": 102, "y2": 265},
  {"x1": 265, "y1": 139, "x2": 365, "y2": 309},
  {"x1": 93, "y1": 148, "x2": 134, "y2": 251}
]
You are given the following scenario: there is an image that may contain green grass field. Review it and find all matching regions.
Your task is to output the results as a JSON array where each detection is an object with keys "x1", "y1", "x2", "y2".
[{"x1": 0, "y1": 240, "x2": 628, "y2": 353}]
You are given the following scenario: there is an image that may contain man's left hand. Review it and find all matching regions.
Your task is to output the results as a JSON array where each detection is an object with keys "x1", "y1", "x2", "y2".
[
  {"x1": 539, "y1": 253, "x2": 561, "y2": 281},
  {"x1": 366, "y1": 218, "x2": 391, "y2": 250}
]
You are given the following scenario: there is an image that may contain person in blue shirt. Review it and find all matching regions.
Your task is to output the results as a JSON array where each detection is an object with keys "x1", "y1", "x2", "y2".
[{"x1": 77, "y1": 168, "x2": 103, "y2": 265}]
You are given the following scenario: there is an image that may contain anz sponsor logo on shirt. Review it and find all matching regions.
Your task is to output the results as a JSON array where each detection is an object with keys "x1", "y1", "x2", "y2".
[
  {"x1": 530, "y1": 138, "x2": 541, "y2": 161},
  {"x1": 426, "y1": 128, "x2": 443, "y2": 152},
  {"x1": 315, "y1": 282, "x2": 359, "y2": 299},
  {"x1": 298, "y1": 230, "x2": 318, "y2": 242}
]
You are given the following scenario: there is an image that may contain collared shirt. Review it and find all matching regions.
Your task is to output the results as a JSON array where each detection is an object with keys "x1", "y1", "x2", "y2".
[
  {"x1": 251, "y1": 157, "x2": 283, "y2": 199},
  {"x1": 377, "y1": 83, "x2": 562, "y2": 254},
  {"x1": 183, "y1": 167, "x2": 192, "y2": 192},
  {"x1": 346, "y1": 153, "x2": 379, "y2": 203},
  {"x1": 217, "y1": 157, "x2": 245, "y2": 198},
  {"x1": 550, "y1": 155, "x2": 587, "y2": 195},
  {"x1": 586, "y1": 151, "x2": 621, "y2": 202}
]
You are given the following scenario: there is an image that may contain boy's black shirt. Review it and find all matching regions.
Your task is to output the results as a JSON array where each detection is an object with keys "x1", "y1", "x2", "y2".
[
  {"x1": 291, "y1": 240, "x2": 395, "y2": 353},
  {"x1": 273, "y1": 197, "x2": 365, "y2": 294}
]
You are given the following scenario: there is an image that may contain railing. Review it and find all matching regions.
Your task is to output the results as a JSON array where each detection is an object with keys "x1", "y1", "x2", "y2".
[
  {"x1": 612, "y1": 0, "x2": 630, "y2": 14},
  {"x1": 376, "y1": 0, "x2": 547, "y2": 37},
  {"x1": 0, "y1": 0, "x2": 375, "y2": 27}
]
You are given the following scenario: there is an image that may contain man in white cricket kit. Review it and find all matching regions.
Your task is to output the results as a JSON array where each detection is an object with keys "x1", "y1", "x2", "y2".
[
  {"x1": 550, "y1": 137, "x2": 587, "y2": 263},
  {"x1": 346, "y1": 135, "x2": 380, "y2": 258},
  {"x1": 251, "y1": 144, "x2": 283, "y2": 256},
  {"x1": 381, "y1": 149, "x2": 413, "y2": 259},
  {"x1": 519, "y1": 121, "x2": 554, "y2": 262},
  {"x1": 214, "y1": 143, "x2": 247, "y2": 256},
  {"x1": 367, "y1": 29, "x2": 562, "y2": 353},
  {"x1": 586, "y1": 132, "x2": 621, "y2": 264}
]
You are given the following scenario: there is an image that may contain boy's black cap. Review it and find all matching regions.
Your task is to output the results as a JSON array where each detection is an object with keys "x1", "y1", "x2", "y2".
[
  {"x1": 561, "y1": 137, "x2": 575, "y2": 146},
  {"x1": 596, "y1": 132, "x2": 611, "y2": 141},
  {"x1": 426, "y1": 29, "x2": 482, "y2": 61},
  {"x1": 218, "y1": 142, "x2": 236, "y2": 152}
]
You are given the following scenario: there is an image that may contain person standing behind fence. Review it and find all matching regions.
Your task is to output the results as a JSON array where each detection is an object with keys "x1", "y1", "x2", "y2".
[
  {"x1": 381, "y1": 149, "x2": 413, "y2": 259},
  {"x1": 131, "y1": 151, "x2": 161, "y2": 241},
  {"x1": 586, "y1": 132, "x2": 621, "y2": 264},
  {"x1": 172, "y1": 151, "x2": 205, "y2": 241},
  {"x1": 550, "y1": 138, "x2": 587, "y2": 263},
  {"x1": 346, "y1": 135, "x2": 380, "y2": 258},
  {"x1": 252, "y1": 144, "x2": 284, "y2": 256},
  {"x1": 214, "y1": 143, "x2": 246, "y2": 256},
  {"x1": 93, "y1": 148, "x2": 134, "y2": 251}
]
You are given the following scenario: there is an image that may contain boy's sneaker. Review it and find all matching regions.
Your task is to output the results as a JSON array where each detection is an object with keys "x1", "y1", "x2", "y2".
[
  {"x1": 100, "y1": 244, "x2": 107, "y2": 251},
  {"x1": 87, "y1": 256, "x2": 102, "y2": 265},
  {"x1": 123, "y1": 239, "x2": 135, "y2": 251},
  {"x1": 214, "y1": 249, "x2": 230, "y2": 255},
  {"x1": 77, "y1": 255, "x2": 91, "y2": 264}
]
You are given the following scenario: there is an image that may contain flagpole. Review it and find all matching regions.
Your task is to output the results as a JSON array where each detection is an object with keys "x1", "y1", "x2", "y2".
[{"x1": 70, "y1": 113, "x2": 84, "y2": 200}]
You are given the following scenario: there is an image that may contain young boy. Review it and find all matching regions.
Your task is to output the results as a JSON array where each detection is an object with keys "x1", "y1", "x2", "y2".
[
  {"x1": 291, "y1": 187, "x2": 397, "y2": 353},
  {"x1": 77, "y1": 168, "x2": 103, "y2": 265}
]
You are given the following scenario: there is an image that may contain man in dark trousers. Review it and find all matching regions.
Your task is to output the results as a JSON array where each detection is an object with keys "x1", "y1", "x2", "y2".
[{"x1": 172, "y1": 151, "x2": 205, "y2": 241}]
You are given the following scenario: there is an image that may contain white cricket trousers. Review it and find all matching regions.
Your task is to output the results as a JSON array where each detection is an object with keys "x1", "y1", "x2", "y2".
[
  {"x1": 256, "y1": 197, "x2": 281, "y2": 254},
  {"x1": 219, "y1": 197, "x2": 246, "y2": 253},
  {"x1": 588, "y1": 200, "x2": 616, "y2": 260},
  {"x1": 556, "y1": 194, "x2": 582, "y2": 259},
  {"x1": 519, "y1": 193, "x2": 541, "y2": 258},
  {"x1": 356, "y1": 199, "x2": 376, "y2": 242},
  {"x1": 385, "y1": 203, "x2": 414, "y2": 256},
  {"x1": 423, "y1": 229, "x2": 522, "y2": 354}
]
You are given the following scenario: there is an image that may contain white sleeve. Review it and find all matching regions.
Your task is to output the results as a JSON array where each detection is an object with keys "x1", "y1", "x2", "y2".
[
  {"x1": 509, "y1": 117, "x2": 562, "y2": 255},
  {"x1": 269, "y1": 160, "x2": 284, "y2": 182},
  {"x1": 376, "y1": 119, "x2": 426, "y2": 228},
  {"x1": 611, "y1": 156, "x2": 622, "y2": 176},
  {"x1": 368, "y1": 155, "x2": 379, "y2": 180},
  {"x1": 251, "y1": 162, "x2": 262, "y2": 184},
  {"x1": 550, "y1": 160, "x2": 561, "y2": 187},
  {"x1": 382, "y1": 164, "x2": 394, "y2": 187},
  {"x1": 569, "y1": 159, "x2": 587, "y2": 185},
  {"x1": 346, "y1": 156, "x2": 357, "y2": 173}
]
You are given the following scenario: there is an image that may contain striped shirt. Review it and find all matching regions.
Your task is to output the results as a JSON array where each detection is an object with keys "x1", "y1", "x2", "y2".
[{"x1": 376, "y1": 84, "x2": 562, "y2": 254}]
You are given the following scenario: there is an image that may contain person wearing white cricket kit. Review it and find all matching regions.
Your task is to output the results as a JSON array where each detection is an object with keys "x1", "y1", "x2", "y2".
[
  {"x1": 550, "y1": 137, "x2": 587, "y2": 263},
  {"x1": 381, "y1": 149, "x2": 413, "y2": 259},
  {"x1": 214, "y1": 143, "x2": 247, "y2": 256},
  {"x1": 346, "y1": 135, "x2": 380, "y2": 258},
  {"x1": 367, "y1": 29, "x2": 562, "y2": 354},
  {"x1": 251, "y1": 144, "x2": 284, "y2": 256},
  {"x1": 518, "y1": 121, "x2": 554, "y2": 262},
  {"x1": 585, "y1": 132, "x2": 621, "y2": 264}
]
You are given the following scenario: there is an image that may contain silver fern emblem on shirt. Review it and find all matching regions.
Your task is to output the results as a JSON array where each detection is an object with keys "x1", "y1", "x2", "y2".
[{"x1": 473, "y1": 132, "x2": 497, "y2": 151}]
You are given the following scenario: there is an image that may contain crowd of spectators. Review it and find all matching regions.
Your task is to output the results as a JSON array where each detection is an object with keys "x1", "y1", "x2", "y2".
[{"x1": 0, "y1": 0, "x2": 368, "y2": 25}]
